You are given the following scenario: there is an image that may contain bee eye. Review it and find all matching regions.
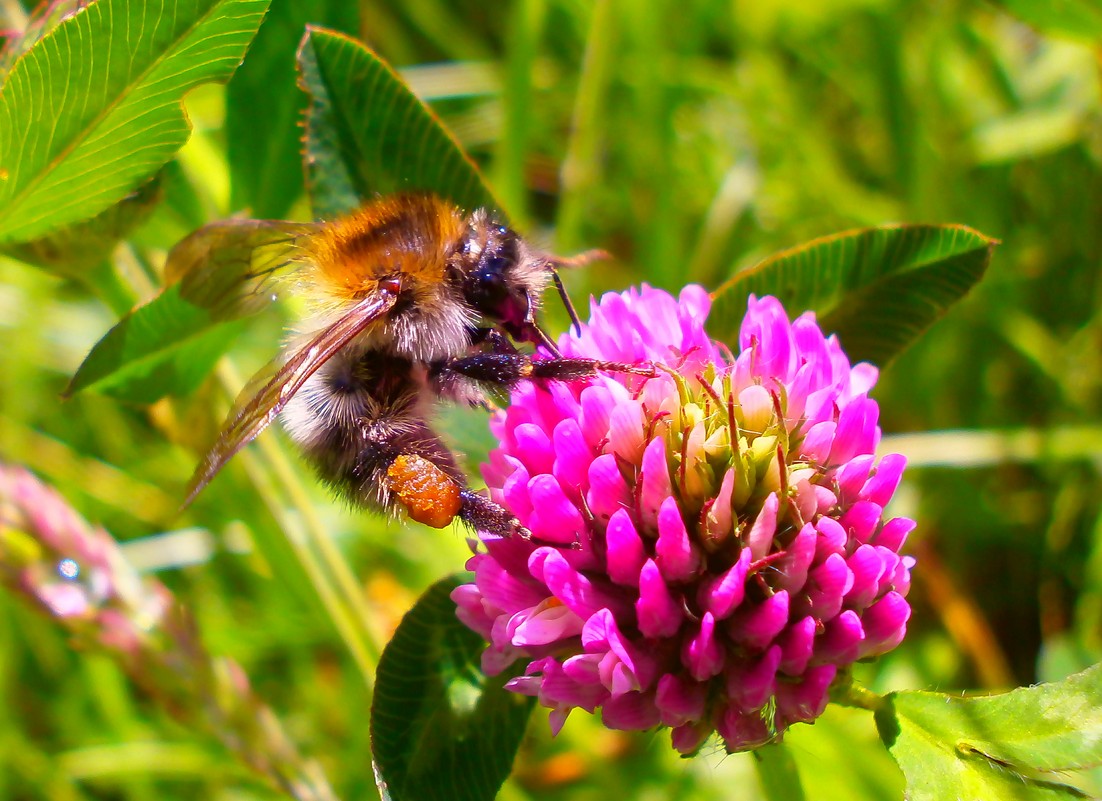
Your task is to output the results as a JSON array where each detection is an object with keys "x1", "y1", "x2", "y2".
[
  {"x1": 469, "y1": 258, "x2": 509, "y2": 309},
  {"x1": 483, "y1": 255, "x2": 510, "y2": 275},
  {"x1": 462, "y1": 229, "x2": 528, "y2": 327}
]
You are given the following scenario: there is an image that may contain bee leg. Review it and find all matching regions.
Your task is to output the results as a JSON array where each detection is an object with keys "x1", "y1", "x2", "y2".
[
  {"x1": 460, "y1": 490, "x2": 580, "y2": 547},
  {"x1": 470, "y1": 327, "x2": 517, "y2": 352},
  {"x1": 382, "y1": 452, "x2": 465, "y2": 529},
  {"x1": 434, "y1": 353, "x2": 654, "y2": 388},
  {"x1": 457, "y1": 489, "x2": 534, "y2": 540},
  {"x1": 379, "y1": 448, "x2": 533, "y2": 539},
  {"x1": 524, "y1": 356, "x2": 656, "y2": 381},
  {"x1": 430, "y1": 330, "x2": 521, "y2": 404}
]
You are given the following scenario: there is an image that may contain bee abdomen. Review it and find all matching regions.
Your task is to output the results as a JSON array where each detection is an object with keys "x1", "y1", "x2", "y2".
[{"x1": 281, "y1": 348, "x2": 464, "y2": 517}]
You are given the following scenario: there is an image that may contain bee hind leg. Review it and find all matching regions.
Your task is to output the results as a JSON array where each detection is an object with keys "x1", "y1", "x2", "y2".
[
  {"x1": 383, "y1": 451, "x2": 533, "y2": 539},
  {"x1": 459, "y1": 490, "x2": 578, "y2": 548},
  {"x1": 457, "y1": 489, "x2": 534, "y2": 540},
  {"x1": 382, "y1": 453, "x2": 464, "y2": 529}
]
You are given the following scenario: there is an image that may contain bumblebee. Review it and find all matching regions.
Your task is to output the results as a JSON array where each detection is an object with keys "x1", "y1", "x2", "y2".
[{"x1": 174, "y1": 193, "x2": 648, "y2": 538}]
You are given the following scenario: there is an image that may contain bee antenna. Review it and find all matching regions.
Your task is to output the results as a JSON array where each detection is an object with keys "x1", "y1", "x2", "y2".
[{"x1": 550, "y1": 267, "x2": 583, "y2": 337}]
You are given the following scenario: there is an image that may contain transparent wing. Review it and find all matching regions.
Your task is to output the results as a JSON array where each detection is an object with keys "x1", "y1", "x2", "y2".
[
  {"x1": 184, "y1": 291, "x2": 399, "y2": 504},
  {"x1": 164, "y1": 219, "x2": 320, "y2": 321}
]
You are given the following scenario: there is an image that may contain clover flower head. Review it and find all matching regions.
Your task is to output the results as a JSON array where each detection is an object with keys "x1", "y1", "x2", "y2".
[{"x1": 453, "y1": 286, "x2": 914, "y2": 754}]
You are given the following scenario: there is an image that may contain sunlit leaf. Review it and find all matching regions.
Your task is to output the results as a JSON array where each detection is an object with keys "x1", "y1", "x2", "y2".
[
  {"x1": 226, "y1": 0, "x2": 358, "y2": 218},
  {"x1": 67, "y1": 214, "x2": 318, "y2": 403},
  {"x1": 371, "y1": 575, "x2": 534, "y2": 801},
  {"x1": 65, "y1": 284, "x2": 244, "y2": 403},
  {"x1": 709, "y1": 225, "x2": 996, "y2": 366},
  {"x1": 296, "y1": 27, "x2": 498, "y2": 219},
  {"x1": 3, "y1": 171, "x2": 163, "y2": 275},
  {"x1": 0, "y1": 0, "x2": 270, "y2": 244},
  {"x1": 876, "y1": 663, "x2": 1102, "y2": 800}
]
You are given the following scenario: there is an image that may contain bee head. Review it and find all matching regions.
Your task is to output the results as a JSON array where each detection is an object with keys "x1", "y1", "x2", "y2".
[{"x1": 457, "y1": 212, "x2": 556, "y2": 348}]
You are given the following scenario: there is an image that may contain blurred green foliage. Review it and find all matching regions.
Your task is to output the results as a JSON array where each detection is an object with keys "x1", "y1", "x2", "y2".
[{"x1": 2, "y1": 0, "x2": 1102, "y2": 798}]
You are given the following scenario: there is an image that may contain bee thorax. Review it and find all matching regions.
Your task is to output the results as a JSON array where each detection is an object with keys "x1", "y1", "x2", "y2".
[{"x1": 381, "y1": 292, "x2": 479, "y2": 362}]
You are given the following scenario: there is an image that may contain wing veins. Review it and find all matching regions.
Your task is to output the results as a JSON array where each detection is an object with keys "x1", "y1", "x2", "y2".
[
  {"x1": 165, "y1": 220, "x2": 319, "y2": 321},
  {"x1": 184, "y1": 291, "x2": 399, "y2": 505}
]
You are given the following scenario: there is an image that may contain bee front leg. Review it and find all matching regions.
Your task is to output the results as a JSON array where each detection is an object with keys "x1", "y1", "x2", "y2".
[
  {"x1": 470, "y1": 326, "x2": 518, "y2": 353},
  {"x1": 429, "y1": 330, "x2": 523, "y2": 407},
  {"x1": 433, "y1": 352, "x2": 655, "y2": 388}
]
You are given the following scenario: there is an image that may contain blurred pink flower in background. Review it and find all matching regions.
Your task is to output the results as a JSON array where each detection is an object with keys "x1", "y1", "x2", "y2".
[
  {"x1": 453, "y1": 286, "x2": 914, "y2": 753},
  {"x1": 0, "y1": 465, "x2": 337, "y2": 799}
]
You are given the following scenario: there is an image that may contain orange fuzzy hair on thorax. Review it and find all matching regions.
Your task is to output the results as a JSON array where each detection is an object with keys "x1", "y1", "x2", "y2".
[{"x1": 303, "y1": 193, "x2": 467, "y2": 305}]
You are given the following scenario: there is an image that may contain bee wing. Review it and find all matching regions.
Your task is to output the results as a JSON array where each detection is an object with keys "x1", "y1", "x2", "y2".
[
  {"x1": 184, "y1": 290, "x2": 400, "y2": 505},
  {"x1": 165, "y1": 219, "x2": 320, "y2": 320}
]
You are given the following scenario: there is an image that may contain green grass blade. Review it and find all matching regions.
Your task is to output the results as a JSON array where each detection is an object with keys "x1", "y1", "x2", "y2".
[
  {"x1": 492, "y1": 0, "x2": 547, "y2": 231},
  {"x1": 754, "y1": 743, "x2": 808, "y2": 801},
  {"x1": 554, "y1": 0, "x2": 618, "y2": 253}
]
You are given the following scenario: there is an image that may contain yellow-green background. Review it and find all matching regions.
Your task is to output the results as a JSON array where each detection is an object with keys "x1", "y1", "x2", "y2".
[{"x1": 2, "y1": 0, "x2": 1101, "y2": 798}]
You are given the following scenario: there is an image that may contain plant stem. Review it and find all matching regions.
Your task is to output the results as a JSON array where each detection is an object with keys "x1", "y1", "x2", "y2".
[
  {"x1": 832, "y1": 679, "x2": 886, "y2": 712},
  {"x1": 216, "y1": 361, "x2": 383, "y2": 690}
]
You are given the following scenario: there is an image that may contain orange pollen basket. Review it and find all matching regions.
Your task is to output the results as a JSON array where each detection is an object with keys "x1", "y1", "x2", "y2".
[{"x1": 385, "y1": 454, "x2": 463, "y2": 528}]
